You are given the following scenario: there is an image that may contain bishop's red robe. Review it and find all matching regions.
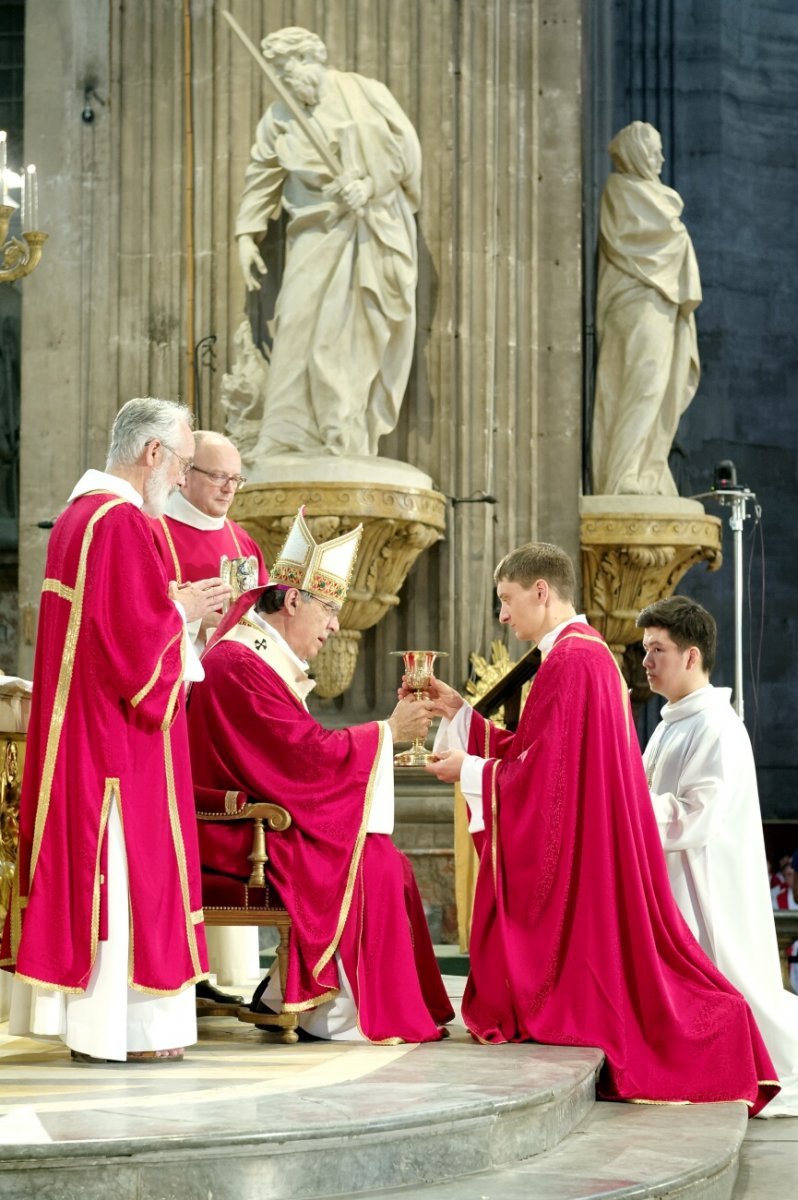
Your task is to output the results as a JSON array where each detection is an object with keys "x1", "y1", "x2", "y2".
[
  {"x1": 187, "y1": 620, "x2": 453, "y2": 1043},
  {"x1": 1, "y1": 492, "x2": 208, "y2": 993},
  {"x1": 150, "y1": 507, "x2": 267, "y2": 585},
  {"x1": 462, "y1": 622, "x2": 778, "y2": 1115}
]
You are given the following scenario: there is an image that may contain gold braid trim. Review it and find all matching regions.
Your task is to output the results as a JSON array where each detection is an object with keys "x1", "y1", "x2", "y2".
[
  {"x1": 312, "y1": 722, "x2": 384, "y2": 980},
  {"x1": 91, "y1": 779, "x2": 117, "y2": 973},
  {"x1": 131, "y1": 630, "x2": 182, "y2": 710},
  {"x1": 159, "y1": 631, "x2": 186, "y2": 731},
  {"x1": 551, "y1": 630, "x2": 631, "y2": 745},
  {"x1": 162, "y1": 728, "x2": 203, "y2": 979},
  {"x1": 227, "y1": 519, "x2": 243, "y2": 555},
  {"x1": 41, "y1": 578, "x2": 74, "y2": 603},
  {"x1": 30, "y1": 498, "x2": 126, "y2": 883},
  {"x1": 489, "y1": 759, "x2": 499, "y2": 892},
  {"x1": 483, "y1": 715, "x2": 491, "y2": 757},
  {"x1": 157, "y1": 516, "x2": 183, "y2": 584}
]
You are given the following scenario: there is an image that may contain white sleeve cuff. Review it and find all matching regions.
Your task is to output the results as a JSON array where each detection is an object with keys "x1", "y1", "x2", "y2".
[{"x1": 366, "y1": 723, "x2": 395, "y2": 833}]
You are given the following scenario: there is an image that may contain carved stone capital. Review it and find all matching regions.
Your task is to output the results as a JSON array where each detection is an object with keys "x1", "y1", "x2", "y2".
[
  {"x1": 231, "y1": 481, "x2": 447, "y2": 698},
  {"x1": 580, "y1": 502, "x2": 722, "y2": 666}
]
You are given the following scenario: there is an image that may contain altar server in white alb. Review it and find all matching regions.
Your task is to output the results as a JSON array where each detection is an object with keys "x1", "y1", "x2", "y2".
[{"x1": 637, "y1": 595, "x2": 798, "y2": 1116}]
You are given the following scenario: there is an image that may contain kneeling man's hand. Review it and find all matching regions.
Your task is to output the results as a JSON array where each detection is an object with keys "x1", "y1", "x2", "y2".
[{"x1": 425, "y1": 749, "x2": 466, "y2": 783}]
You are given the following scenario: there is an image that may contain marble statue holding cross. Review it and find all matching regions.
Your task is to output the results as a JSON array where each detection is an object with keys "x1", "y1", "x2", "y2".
[{"x1": 224, "y1": 23, "x2": 422, "y2": 469}]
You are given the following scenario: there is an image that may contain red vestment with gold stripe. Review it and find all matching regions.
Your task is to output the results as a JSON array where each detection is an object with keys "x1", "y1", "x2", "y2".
[
  {"x1": 0, "y1": 493, "x2": 208, "y2": 993},
  {"x1": 463, "y1": 622, "x2": 779, "y2": 1115}
]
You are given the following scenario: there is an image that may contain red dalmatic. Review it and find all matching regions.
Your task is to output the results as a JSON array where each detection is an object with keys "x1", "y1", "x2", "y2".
[
  {"x1": 1, "y1": 493, "x2": 208, "y2": 993},
  {"x1": 464, "y1": 623, "x2": 778, "y2": 1115},
  {"x1": 151, "y1": 513, "x2": 267, "y2": 584}
]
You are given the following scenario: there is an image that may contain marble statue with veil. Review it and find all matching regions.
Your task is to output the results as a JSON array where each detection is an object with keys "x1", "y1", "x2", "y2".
[
  {"x1": 223, "y1": 25, "x2": 422, "y2": 481},
  {"x1": 591, "y1": 121, "x2": 702, "y2": 496}
]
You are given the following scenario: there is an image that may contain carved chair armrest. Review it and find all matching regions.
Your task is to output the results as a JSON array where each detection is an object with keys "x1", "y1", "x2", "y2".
[{"x1": 195, "y1": 786, "x2": 292, "y2": 889}]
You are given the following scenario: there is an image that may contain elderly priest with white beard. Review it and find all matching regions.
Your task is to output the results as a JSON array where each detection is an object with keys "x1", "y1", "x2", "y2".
[{"x1": 1, "y1": 398, "x2": 230, "y2": 1063}]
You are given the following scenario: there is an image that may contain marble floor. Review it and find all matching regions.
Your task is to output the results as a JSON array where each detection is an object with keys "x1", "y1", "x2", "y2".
[{"x1": 1, "y1": 973, "x2": 796, "y2": 1198}]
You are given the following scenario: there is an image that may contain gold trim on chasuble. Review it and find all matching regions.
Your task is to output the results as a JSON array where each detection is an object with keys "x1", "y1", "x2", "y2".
[
  {"x1": 157, "y1": 728, "x2": 204, "y2": 988},
  {"x1": 227, "y1": 519, "x2": 243, "y2": 555},
  {"x1": 554, "y1": 631, "x2": 631, "y2": 744},
  {"x1": 29, "y1": 498, "x2": 126, "y2": 883},
  {"x1": 130, "y1": 630, "x2": 183, "y2": 712},
  {"x1": 283, "y1": 722, "x2": 386, "y2": 1016},
  {"x1": 41, "y1": 578, "x2": 75, "y2": 603},
  {"x1": 157, "y1": 516, "x2": 183, "y2": 584}
]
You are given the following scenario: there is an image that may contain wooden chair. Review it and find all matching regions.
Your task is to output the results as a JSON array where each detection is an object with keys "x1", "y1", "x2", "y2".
[{"x1": 195, "y1": 785, "x2": 299, "y2": 1043}]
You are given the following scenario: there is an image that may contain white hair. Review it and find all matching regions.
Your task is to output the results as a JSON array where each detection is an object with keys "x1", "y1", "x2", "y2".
[{"x1": 106, "y1": 398, "x2": 194, "y2": 468}]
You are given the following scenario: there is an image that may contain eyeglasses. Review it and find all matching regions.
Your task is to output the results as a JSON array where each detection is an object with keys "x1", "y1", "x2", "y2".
[
  {"x1": 190, "y1": 465, "x2": 247, "y2": 490},
  {"x1": 160, "y1": 442, "x2": 194, "y2": 474},
  {"x1": 302, "y1": 591, "x2": 341, "y2": 618}
]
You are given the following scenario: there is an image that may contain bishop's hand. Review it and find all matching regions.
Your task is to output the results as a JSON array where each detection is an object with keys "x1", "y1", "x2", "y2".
[{"x1": 397, "y1": 674, "x2": 464, "y2": 722}]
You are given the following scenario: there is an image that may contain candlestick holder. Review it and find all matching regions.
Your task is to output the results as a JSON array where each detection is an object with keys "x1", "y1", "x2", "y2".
[
  {"x1": 390, "y1": 649, "x2": 447, "y2": 768},
  {"x1": 0, "y1": 205, "x2": 46, "y2": 283}
]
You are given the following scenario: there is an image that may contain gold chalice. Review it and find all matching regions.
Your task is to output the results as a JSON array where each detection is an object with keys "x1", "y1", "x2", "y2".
[{"x1": 390, "y1": 649, "x2": 447, "y2": 768}]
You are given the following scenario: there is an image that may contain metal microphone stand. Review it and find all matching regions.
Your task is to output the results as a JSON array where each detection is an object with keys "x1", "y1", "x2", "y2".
[{"x1": 691, "y1": 484, "x2": 757, "y2": 720}]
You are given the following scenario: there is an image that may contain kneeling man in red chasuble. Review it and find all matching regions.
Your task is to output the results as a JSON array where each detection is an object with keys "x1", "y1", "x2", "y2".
[
  {"x1": 187, "y1": 508, "x2": 454, "y2": 1042},
  {"x1": 1, "y1": 398, "x2": 231, "y2": 1063},
  {"x1": 424, "y1": 541, "x2": 779, "y2": 1114}
]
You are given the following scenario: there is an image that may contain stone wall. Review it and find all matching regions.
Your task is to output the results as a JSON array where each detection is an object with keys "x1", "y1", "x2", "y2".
[
  {"x1": 18, "y1": 0, "x2": 584, "y2": 716},
  {"x1": 585, "y1": 0, "x2": 798, "y2": 815}
]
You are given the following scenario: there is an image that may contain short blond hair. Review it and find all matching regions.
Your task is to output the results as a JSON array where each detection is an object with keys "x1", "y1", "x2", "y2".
[{"x1": 493, "y1": 542, "x2": 576, "y2": 602}]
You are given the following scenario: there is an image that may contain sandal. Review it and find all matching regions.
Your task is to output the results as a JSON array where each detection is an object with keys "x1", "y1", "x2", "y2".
[{"x1": 126, "y1": 1048, "x2": 185, "y2": 1062}]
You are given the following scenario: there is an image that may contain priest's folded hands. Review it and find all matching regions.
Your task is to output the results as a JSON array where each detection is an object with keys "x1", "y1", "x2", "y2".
[{"x1": 168, "y1": 576, "x2": 232, "y2": 622}]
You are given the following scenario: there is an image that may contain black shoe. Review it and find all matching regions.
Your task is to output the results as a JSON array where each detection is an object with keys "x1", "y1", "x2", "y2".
[{"x1": 196, "y1": 980, "x2": 245, "y2": 1007}]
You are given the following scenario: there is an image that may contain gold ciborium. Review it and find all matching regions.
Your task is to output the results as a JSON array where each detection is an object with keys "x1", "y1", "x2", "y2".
[
  {"x1": 390, "y1": 650, "x2": 447, "y2": 768},
  {"x1": 219, "y1": 554, "x2": 259, "y2": 613}
]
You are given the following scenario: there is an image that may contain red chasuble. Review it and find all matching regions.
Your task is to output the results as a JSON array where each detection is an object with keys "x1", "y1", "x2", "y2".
[
  {"x1": 463, "y1": 623, "x2": 778, "y2": 1115},
  {"x1": 151, "y1": 513, "x2": 267, "y2": 584},
  {"x1": 187, "y1": 623, "x2": 453, "y2": 1042},
  {"x1": 0, "y1": 494, "x2": 208, "y2": 993}
]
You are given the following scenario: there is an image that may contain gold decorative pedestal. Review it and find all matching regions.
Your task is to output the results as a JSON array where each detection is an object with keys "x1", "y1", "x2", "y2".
[
  {"x1": 233, "y1": 481, "x2": 447, "y2": 698},
  {"x1": 0, "y1": 733, "x2": 25, "y2": 947},
  {"x1": 580, "y1": 497, "x2": 723, "y2": 673}
]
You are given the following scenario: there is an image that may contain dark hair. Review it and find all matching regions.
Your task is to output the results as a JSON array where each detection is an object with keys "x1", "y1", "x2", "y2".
[
  {"x1": 493, "y1": 542, "x2": 576, "y2": 602},
  {"x1": 636, "y1": 596, "x2": 717, "y2": 675},
  {"x1": 255, "y1": 588, "x2": 314, "y2": 615}
]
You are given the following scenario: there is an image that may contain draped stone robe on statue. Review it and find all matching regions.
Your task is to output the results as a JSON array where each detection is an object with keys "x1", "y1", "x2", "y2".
[
  {"x1": 1, "y1": 474, "x2": 207, "y2": 1058},
  {"x1": 645, "y1": 685, "x2": 798, "y2": 1117},
  {"x1": 187, "y1": 616, "x2": 453, "y2": 1043},
  {"x1": 591, "y1": 169, "x2": 701, "y2": 495},
  {"x1": 439, "y1": 622, "x2": 778, "y2": 1114},
  {"x1": 236, "y1": 70, "x2": 421, "y2": 460}
]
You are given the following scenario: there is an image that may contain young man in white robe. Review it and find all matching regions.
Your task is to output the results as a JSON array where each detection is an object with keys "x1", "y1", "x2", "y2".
[{"x1": 637, "y1": 595, "x2": 798, "y2": 1116}]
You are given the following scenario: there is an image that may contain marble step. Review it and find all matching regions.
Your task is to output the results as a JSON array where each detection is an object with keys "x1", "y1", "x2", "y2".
[
  {"x1": 344, "y1": 1101, "x2": 749, "y2": 1200},
  {"x1": 0, "y1": 1035, "x2": 601, "y2": 1200}
]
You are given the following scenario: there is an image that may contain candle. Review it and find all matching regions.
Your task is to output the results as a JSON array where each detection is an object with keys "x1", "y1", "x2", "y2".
[
  {"x1": 27, "y1": 165, "x2": 37, "y2": 230},
  {"x1": 0, "y1": 132, "x2": 6, "y2": 204}
]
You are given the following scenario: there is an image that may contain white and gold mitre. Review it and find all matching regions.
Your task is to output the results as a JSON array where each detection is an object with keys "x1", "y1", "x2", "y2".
[{"x1": 270, "y1": 506, "x2": 362, "y2": 605}]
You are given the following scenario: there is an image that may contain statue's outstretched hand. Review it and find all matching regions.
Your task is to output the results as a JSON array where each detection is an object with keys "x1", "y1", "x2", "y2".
[{"x1": 237, "y1": 234, "x2": 268, "y2": 292}]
